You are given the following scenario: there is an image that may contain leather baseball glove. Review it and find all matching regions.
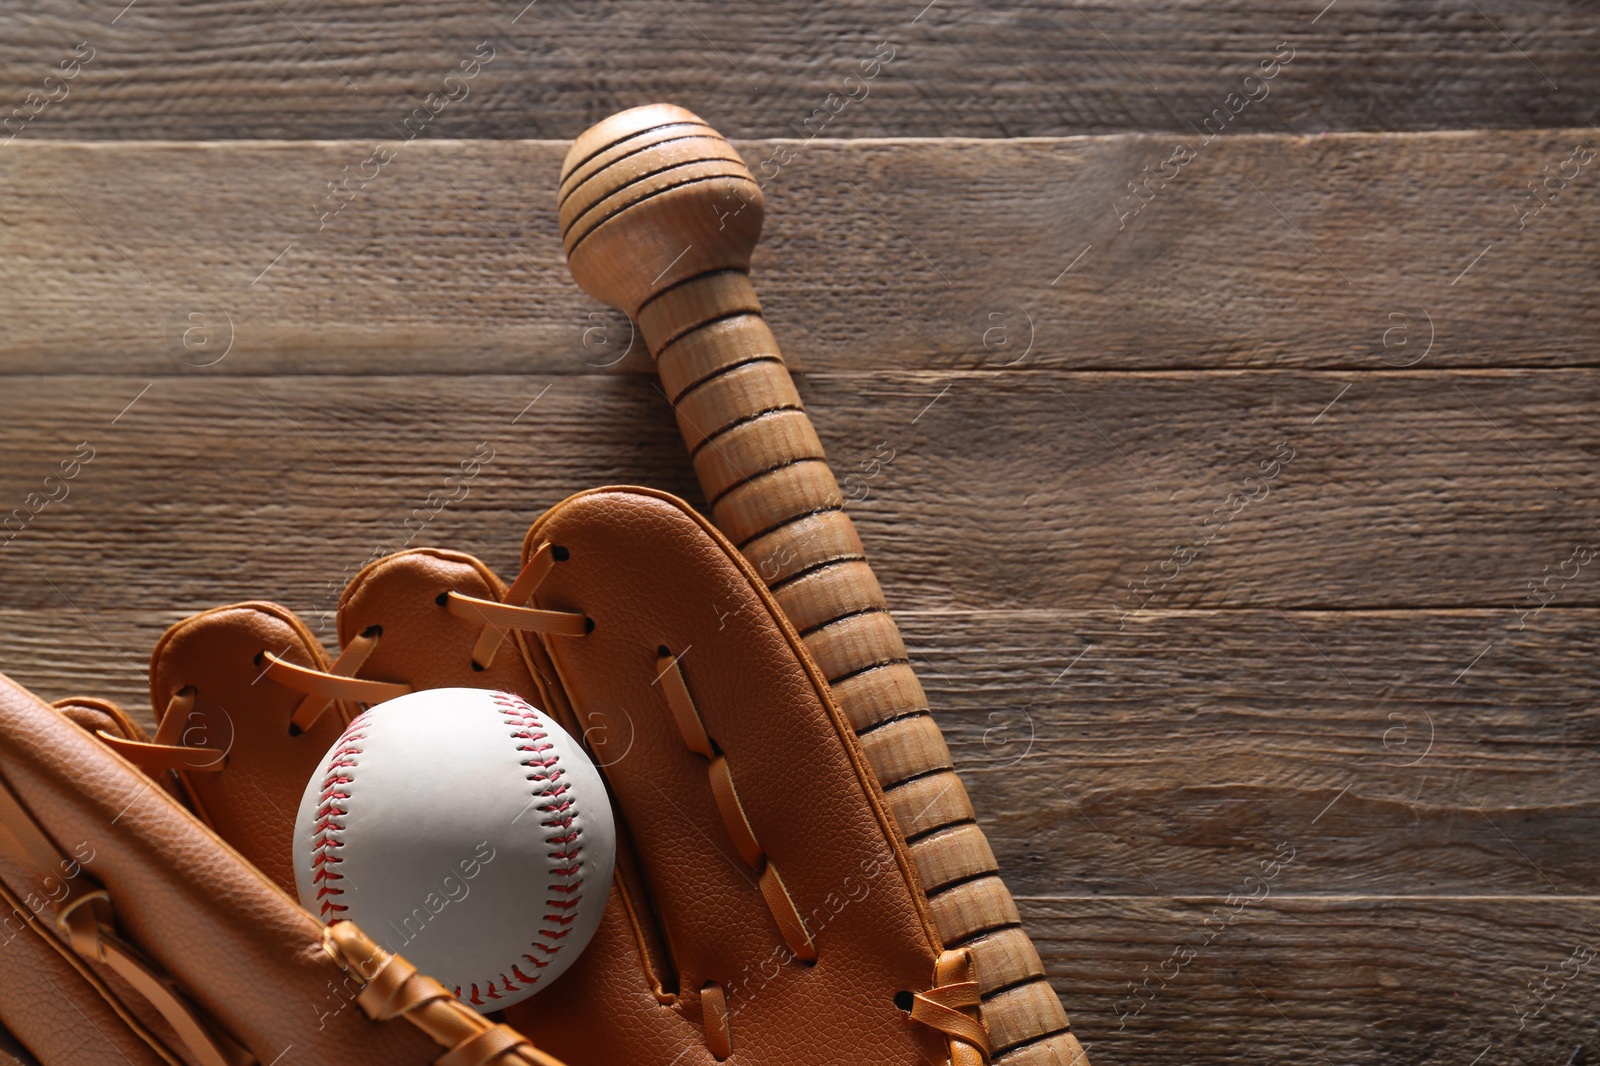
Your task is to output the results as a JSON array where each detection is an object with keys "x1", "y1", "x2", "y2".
[{"x1": 0, "y1": 487, "x2": 991, "y2": 1066}]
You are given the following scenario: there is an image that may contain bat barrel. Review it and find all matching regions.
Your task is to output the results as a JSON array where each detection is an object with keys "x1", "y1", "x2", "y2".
[{"x1": 561, "y1": 104, "x2": 1087, "y2": 1066}]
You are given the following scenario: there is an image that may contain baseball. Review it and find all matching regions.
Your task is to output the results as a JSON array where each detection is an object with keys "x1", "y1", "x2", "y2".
[{"x1": 293, "y1": 687, "x2": 615, "y2": 1011}]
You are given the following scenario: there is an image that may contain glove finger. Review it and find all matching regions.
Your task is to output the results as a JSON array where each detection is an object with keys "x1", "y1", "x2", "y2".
[
  {"x1": 514, "y1": 488, "x2": 965, "y2": 1065},
  {"x1": 53, "y1": 696, "x2": 190, "y2": 807},
  {"x1": 52, "y1": 695, "x2": 146, "y2": 741},
  {"x1": 147, "y1": 602, "x2": 355, "y2": 892}
]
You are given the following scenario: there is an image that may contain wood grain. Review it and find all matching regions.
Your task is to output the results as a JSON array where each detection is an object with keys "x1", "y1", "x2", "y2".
[
  {"x1": 6, "y1": 604, "x2": 1594, "y2": 898},
  {"x1": 1, "y1": 131, "x2": 1597, "y2": 375},
  {"x1": 0, "y1": 84, "x2": 1594, "y2": 1061},
  {"x1": 0, "y1": 2, "x2": 1594, "y2": 140},
  {"x1": 0, "y1": 373, "x2": 1593, "y2": 614},
  {"x1": 1021, "y1": 894, "x2": 1600, "y2": 1065}
]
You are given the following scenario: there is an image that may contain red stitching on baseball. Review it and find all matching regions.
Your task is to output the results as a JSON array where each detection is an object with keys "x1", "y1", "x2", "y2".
[
  {"x1": 452, "y1": 691, "x2": 589, "y2": 1005},
  {"x1": 311, "y1": 715, "x2": 370, "y2": 921}
]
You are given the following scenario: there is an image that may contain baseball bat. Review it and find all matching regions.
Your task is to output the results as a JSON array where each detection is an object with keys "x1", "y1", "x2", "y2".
[{"x1": 558, "y1": 104, "x2": 1086, "y2": 1066}]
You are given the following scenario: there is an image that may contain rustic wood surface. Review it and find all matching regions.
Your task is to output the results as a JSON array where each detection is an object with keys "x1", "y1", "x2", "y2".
[
  {"x1": 0, "y1": 2, "x2": 1596, "y2": 140},
  {"x1": 1025, "y1": 895, "x2": 1600, "y2": 1063},
  {"x1": 0, "y1": 372, "x2": 1594, "y2": 612},
  {"x1": 2, "y1": 133, "x2": 1598, "y2": 374},
  {"x1": 2, "y1": 1, "x2": 1597, "y2": 1058}
]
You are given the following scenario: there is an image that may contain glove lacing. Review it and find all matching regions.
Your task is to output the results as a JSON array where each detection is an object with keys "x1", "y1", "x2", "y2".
[
  {"x1": 101, "y1": 543, "x2": 991, "y2": 1065},
  {"x1": 274, "y1": 539, "x2": 589, "y2": 731},
  {"x1": 101, "y1": 544, "x2": 586, "y2": 783},
  {"x1": 913, "y1": 948, "x2": 992, "y2": 1064}
]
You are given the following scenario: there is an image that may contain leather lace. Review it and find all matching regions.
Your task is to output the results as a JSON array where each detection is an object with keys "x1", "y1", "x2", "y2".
[
  {"x1": 97, "y1": 687, "x2": 226, "y2": 773},
  {"x1": 447, "y1": 542, "x2": 586, "y2": 669},
  {"x1": 268, "y1": 626, "x2": 410, "y2": 734},
  {"x1": 0, "y1": 762, "x2": 255, "y2": 1066},
  {"x1": 913, "y1": 949, "x2": 992, "y2": 1064},
  {"x1": 323, "y1": 921, "x2": 571, "y2": 1066},
  {"x1": 656, "y1": 648, "x2": 817, "y2": 965}
]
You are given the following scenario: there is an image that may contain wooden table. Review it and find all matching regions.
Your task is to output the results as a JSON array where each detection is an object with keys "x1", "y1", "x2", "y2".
[{"x1": 1, "y1": 3, "x2": 1596, "y2": 1062}]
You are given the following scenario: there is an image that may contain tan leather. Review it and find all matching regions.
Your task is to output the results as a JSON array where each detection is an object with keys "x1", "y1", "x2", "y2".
[
  {"x1": 147, "y1": 602, "x2": 357, "y2": 893},
  {"x1": 0, "y1": 766, "x2": 253, "y2": 1066},
  {"x1": 0, "y1": 853, "x2": 175, "y2": 1066},
  {"x1": 0, "y1": 673, "x2": 441, "y2": 1064},
  {"x1": 0, "y1": 1019, "x2": 42, "y2": 1066},
  {"x1": 52, "y1": 697, "x2": 189, "y2": 805},
  {"x1": 333, "y1": 490, "x2": 987, "y2": 1063},
  {"x1": 3, "y1": 489, "x2": 987, "y2": 1063},
  {"x1": 516, "y1": 488, "x2": 978, "y2": 1064},
  {"x1": 322, "y1": 923, "x2": 570, "y2": 1066}
]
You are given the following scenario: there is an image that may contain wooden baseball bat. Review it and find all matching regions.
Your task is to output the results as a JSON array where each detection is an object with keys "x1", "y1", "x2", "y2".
[{"x1": 558, "y1": 104, "x2": 1086, "y2": 1066}]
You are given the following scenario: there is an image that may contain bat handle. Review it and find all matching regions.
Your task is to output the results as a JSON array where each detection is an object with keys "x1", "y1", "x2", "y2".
[
  {"x1": 643, "y1": 276, "x2": 1087, "y2": 1066},
  {"x1": 640, "y1": 269, "x2": 948, "y2": 800},
  {"x1": 642, "y1": 274, "x2": 835, "y2": 556},
  {"x1": 642, "y1": 271, "x2": 932, "y2": 755}
]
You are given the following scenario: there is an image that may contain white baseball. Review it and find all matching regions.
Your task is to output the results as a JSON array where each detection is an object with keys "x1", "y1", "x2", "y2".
[{"x1": 293, "y1": 687, "x2": 615, "y2": 1011}]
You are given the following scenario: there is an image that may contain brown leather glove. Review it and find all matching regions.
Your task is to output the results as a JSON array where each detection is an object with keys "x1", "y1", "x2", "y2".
[
  {"x1": 0, "y1": 677, "x2": 561, "y2": 1065},
  {"x1": 2, "y1": 487, "x2": 993, "y2": 1066},
  {"x1": 0, "y1": 619, "x2": 568, "y2": 1064},
  {"x1": 330, "y1": 487, "x2": 993, "y2": 1065}
]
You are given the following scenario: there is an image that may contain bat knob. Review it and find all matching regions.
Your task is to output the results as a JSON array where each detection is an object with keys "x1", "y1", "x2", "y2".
[{"x1": 559, "y1": 104, "x2": 765, "y2": 318}]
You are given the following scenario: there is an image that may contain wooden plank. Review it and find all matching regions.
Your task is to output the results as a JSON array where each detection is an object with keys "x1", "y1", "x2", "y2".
[
  {"x1": 935, "y1": 609, "x2": 1600, "y2": 899},
  {"x1": 6, "y1": 605, "x2": 1595, "y2": 896},
  {"x1": 1020, "y1": 895, "x2": 1600, "y2": 1064},
  {"x1": 0, "y1": 2, "x2": 1595, "y2": 140},
  {"x1": 1, "y1": 131, "x2": 1597, "y2": 374},
  {"x1": 0, "y1": 372, "x2": 1594, "y2": 612}
]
